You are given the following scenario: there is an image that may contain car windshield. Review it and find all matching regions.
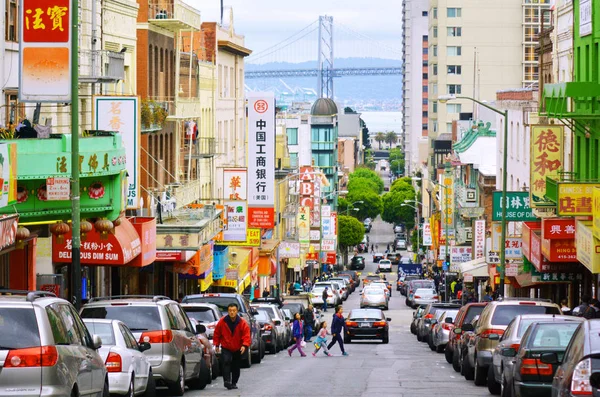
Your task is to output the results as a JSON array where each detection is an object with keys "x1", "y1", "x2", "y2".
[
  {"x1": 412, "y1": 281, "x2": 434, "y2": 289},
  {"x1": 183, "y1": 296, "x2": 242, "y2": 315},
  {"x1": 380, "y1": 260, "x2": 391, "y2": 264},
  {"x1": 84, "y1": 321, "x2": 116, "y2": 345},
  {"x1": 349, "y1": 309, "x2": 382, "y2": 320},
  {"x1": 80, "y1": 306, "x2": 162, "y2": 331},
  {"x1": 464, "y1": 306, "x2": 485, "y2": 323},
  {"x1": 282, "y1": 309, "x2": 292, "y2": 319},
  {"x1": 443, "y1": 310, "x2": 459, "y2": 321},
  {"x1": 366, "y1": 276, "x2": 381, "y2": 281},
  {"x1": 183, "y1": 307, "x2": 219, "y2": 323},
  {"x1": 282, "y1": 303, "x2": 304, "y2": 314},
  {"x1": 491, "y1": 305, "x2": 561, "y2": 326},
  {"x1": 254, "y1": 309, "x2": 272, "y2": 322},
  {"x1": 415, "y1": 288, "x2": 435, "y2": 295},
  {"x1": 365, "y1": 289, "x2": 384, "y2": 295},
  {"x1": 528, "y1": 323, "x2": 580, "y2": 349},
  {"x1": 0, "y1": 308, "x2": 40, "y2": 349}
]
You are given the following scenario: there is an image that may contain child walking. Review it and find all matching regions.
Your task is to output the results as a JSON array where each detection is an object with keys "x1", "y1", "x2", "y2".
[
  {"x1": 312, "y1": 321, "x2": 333, "y2": 357},
  {"x1": 287, "y1": 312, "x2": 306, "y2": 357}
]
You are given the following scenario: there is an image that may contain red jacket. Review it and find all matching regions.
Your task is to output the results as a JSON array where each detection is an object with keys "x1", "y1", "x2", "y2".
[{"x1": 213, "y1": 315, "x2": 252, "y2": 352}]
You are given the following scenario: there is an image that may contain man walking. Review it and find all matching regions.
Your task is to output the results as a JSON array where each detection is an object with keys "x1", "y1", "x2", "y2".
[
  {"x1": 213, "y1": 303, "x2": 251, "y2": 390},
  {"x1": 303, "y1": 304, "x2": 315, "y2": 341},
  {"x1": 322, "y1": 287, "x2": 329, "y2": 312},
  {"x1": 327, "y1": 305, "x2": 349, "y2": 356}
]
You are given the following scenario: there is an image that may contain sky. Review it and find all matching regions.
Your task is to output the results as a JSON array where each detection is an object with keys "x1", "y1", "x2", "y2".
[{"x1": 187, "y1": 0, "x2": 403, "y2": 63}]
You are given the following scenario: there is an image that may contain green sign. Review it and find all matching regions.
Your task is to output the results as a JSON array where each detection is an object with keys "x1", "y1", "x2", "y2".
[{"x1": 492, "y1": 191, "x2": 537, "y2": 221}]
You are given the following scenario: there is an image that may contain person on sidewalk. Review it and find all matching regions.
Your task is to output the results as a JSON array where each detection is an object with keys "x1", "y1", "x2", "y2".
[
  {"x1": 327, "y1": 305, "x2": 349, "y2": 356},
  {"x1": 312, "y1": 321, "x2": 333, "y2": 357},
  {"x1": 303, "y1": 304, "x2": 315, "y2": 341},
  {"x1": 573, "y1": 295, "x2": 596, "y2": 319},
  {"x1": 322, "y1": 287, "x2": 329, "y2": 312},
  {"x1": 213, "y1": 303, "x2": 251, "y2": 390},
  {"x1": 288, "y1": 312, "x2": 307, "y2": 357}
]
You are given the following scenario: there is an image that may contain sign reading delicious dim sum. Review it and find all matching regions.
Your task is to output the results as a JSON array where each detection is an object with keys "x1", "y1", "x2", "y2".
[{"x1": 19, "y1": 0, "x2": 72, "y2": 102}]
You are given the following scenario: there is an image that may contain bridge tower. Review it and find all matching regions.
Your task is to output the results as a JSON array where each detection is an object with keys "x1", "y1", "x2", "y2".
[{"x1": 318, "y1": 15, "x2": 334, "y2": 99}]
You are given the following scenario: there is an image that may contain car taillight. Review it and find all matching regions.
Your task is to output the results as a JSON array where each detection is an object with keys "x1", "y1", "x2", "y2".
[
  {"x1": 479, "y1": 329, "x2": 504, "y2": 338},
  {"x1": 140, "y1": 330, "x2": 173, "y2": 344},
  {"x1": 424, "y1": 314, "x2": 433, "y2": 319},
  {"x1": 520, "y1": 358, "x2": 553, "y2": 376},
  {"x1": 432, "y1": 295, "x2": 439, "y2": 299},
  {"x1": 105, "y1": 352, "x2": 122, "y2": 373},
  {"x1": 414, "y1": 295, "x2": 421, "y2": 299},
  {"x1": 510, "y1": 343, "x2": 520, "y2": 351},
  {"x1": 4, "y1": 346, "x2": 58, "y2": 368},
  {"x1": 262, "y1": 324, "x2": 273, "y2": 331},
  {"x1": 373, "y1": 321, "x2": 387, "y2": 327},
  {"x1": 571, "y1": 358, "x2": 593, "y2": 395},
  {"x1": 346, "y1": 321, "x2": 358, "y2": 327},
  {"x1": 441, "y1": 323, "x2": 452, "y2": 331}
]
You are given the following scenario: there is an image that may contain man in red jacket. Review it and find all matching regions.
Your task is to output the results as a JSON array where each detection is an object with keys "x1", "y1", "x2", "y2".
[{"x1": 213, "y1": 303, "x2": 252, "y2": 390}]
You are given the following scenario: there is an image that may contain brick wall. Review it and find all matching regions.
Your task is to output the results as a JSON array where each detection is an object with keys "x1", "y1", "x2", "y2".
[
  {"x1": 496, "y1": 90, "x2": 534, "y2": 101},
  {"x1": 201, "y1": 22, "x2": 217, "y2": 63}
]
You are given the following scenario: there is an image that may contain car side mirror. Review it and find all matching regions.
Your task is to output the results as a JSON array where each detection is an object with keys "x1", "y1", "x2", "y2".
[
  {"x1": 274, "y1": 320, "x2": 282, "y2": 326},
  {"x1": 195, "y1": 324, "x2": 206, "y2": 334},
  {"x1": 501, "y1": 347, "x2": 517, "y2": 358},
  {"x1": 386, "y1": 317, "x2": 392, "y2": 322},
  {"x1": 412, "y1": 311, "x2": 416, "y2": 317},
  {"x1": 540, "y1": 352, "x2": 559, "y2": 365},
  {"x1": 462, "y1": 323, "x2": 474, "y2": 332},
  {"x1": 445, "y1": 317, "x2": 453, "y2": 324},
  {"x1": 91, "y1": 334, "x2": 102, "y2": 350},
  {"x1": 590, "y1": 372, "x2": 600, "y2": 389},
  {"x1": 250, "y1": 308, "x2": 259, "y2": 316},
  {"x1": 430, "y1": 319, "x2": 438, "y2": 325},
  {"x1": 488, "y1": 333, "x2": 500, "y2": 341},
  {"x1": 453, "y1": 328, "x2": 462, "y2": 334},
  {"x1": 139, "y1": 342, "x2": 151, "y2": 352}
]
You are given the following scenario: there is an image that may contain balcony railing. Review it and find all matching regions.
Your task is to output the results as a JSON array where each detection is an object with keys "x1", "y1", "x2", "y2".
[
  {"x1": 79, "y1": 50, "x2": 125, "y2": 83},
  {"x1": 148, "y1": 0, "x2": 201, "y2": 32},
  {"x1": 181, "y1": 137, "x2": 216, "y2": 159},
  {"x1": 169, "y1": 180, "x2": 201, "y2": 209}
]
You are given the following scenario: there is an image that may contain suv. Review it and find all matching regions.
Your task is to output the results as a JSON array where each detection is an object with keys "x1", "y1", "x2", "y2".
[
  {"x1": 0, "y1": 290, "x2": 108, "y2": 396},
  {"x1": 415, "y1": 302, "x2": 461, "y2": 343},
  {"x1": 181, "y1": 293, "x2": 264, "y2": 368},
  {"x1": 81, "y1": 295, "x2": 205, "y2": 395},
  {"x1": 446, "y1": 302, "x2": 487, "y2": 371},
  {"x1": 460, "y1": 297, "x2": 560, "y2": 386},
  {"x1": 349, "y1": 256, "x2": 366, "y2": 270}
]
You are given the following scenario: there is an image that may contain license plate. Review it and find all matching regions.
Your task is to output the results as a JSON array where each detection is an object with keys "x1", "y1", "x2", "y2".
[{"x1": 360, "y1": 323, "x2": 370, "y2": 328}]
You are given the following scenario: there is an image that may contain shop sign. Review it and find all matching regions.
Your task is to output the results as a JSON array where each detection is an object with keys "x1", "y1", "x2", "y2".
[
  {"x1": 473, "y1": 220, "x2": 485, "y2": 259},
  {"x1": 216, "y1": 228, "x2": 261, "y2": 247},
  {"x1": 557, "y1": 183, "x2": 599, "y2": 216},
  {"x1": 459, "y1": 207, "x2": 484, "y2": 218},
  {"x1": 321, "y1": 205, "x2": 331, "y2": 218},
  {"x1": 46, "y1": 177, "x2": 70, "y2": 201},
  {"x1": 214, "y1": 278, "x2": 237, "y2": 288},
  {"x1": 321, "y1": 216, "x2": 332, "y2": 238},
  {"x1": 325, "y1": 252, "x2": 337, "y2": 264},
  {"x1": 541, "y1": 238, "x2": 577, "y2": 262},
  {"x1": 198, "y1": 242, "x2": 213, "y2": 275},
  {"x1": 522, "y1": 221, "x2": 541, "y2": 261},
  {"x1": 538, "y1": 261, "x2": 579, "y2": 273},
  {"x1": 331, "y1": 212, "x2": 338, "y2": 237},
  {"x1": 0, "y1": 143, "x2": 17, "y2": 207},
  {"x1": 450, "y1": 246, "x2": 472, "y2": 264},
  {"x1": 157, "y1": 232, "x2": 200, "y2": 250},
  {"x1": 530, "y1": 231, "x2": 543, "y2": 271},
  {"x1": 492, "y1": 191, "x2": 536, "y2": 221},
  {"x1": 505, "y1": 262, "x2": 519, "y2": 277},
  {"x1": 247, "y1": 93, "x2": 275, "y2": 228},
  {"x1": 422, "y1": 223, "x2": 432, "y2": 246},
  {"x1": 223, "y1": 201, "x2": 247, "y2": 241},
  {"x1": 53, "y1": 231, "x2": 141, "y2": 265},
  {"x1": 532, "y1": 270, "x2": 583, "y2": 283},
  {"x1": 309, "y1": 229, "x2": 321, "y2": 242},
  {"x1": 279, "y1": 241, "x2": 300, "y2": 258},
  {"x1": 19, "y1": 0, "x2": 72, "y2": 102},
  {"x1": 576, "y1": 221, "x2": 600, "y2": 273},
  {"x1": 155, "y1": 250, "x2": 184, "y2": 261},
  {"x1": 463, "y1": 273, "x2": 473, "y2": 283},
  {"x1": 200, "y1": 272, "x2": 212, "y2": 291},
  {"x1": 439, "y1": 173, "x2": 454, "y2": 228},
  {"x1": 306, "y1": 252, "x2": 318, "y2": 260},
  {"x1": 593, "y1": 186, "x2": 600, "y2": 239},
  {"x1": 94, "y1": 96, "x2": 139, "y2": 209},
  {"x1": 486, "y1": 250, "x2": 500, "y2": 264},
  {"x1": 530, "y1": 125, "x2": 563, "y2": 208},
  {"x1": 321, "y1": 239, "x2": 335, "y2": 252},
  {"x1": 542, "y1": 218, "x2": 576, "y2": 240},
  {"x1": 226, "y1": 268, "x2": 238, "y2": 281},
  {"x1": 0, "y1": 214, "x2": 18, "y2": 251},
  {"x1": 298, "y1": 206, "x2": 310, "y2": 244},
  {"x1": 580, "y1": 0, "x2": 592, "y2": 37},
  {"x1": 299, "y1": 166, "x2": 314, "y2": 181}
]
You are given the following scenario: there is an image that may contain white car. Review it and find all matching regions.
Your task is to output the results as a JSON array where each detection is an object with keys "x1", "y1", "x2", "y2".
[
  {"x1": 412, "y1": 288, "x2": 439, "y2": 307},
  {"x1": 378, "y1": 259, "x2": 392, "y2": 272},
  {"x1": 84, "y1": 319, "x2": 154, "y2": 396},
  {"x1": 329, "y1": 278, "x2": 350, "y2": 300},
  {"x1": 312, "y1": 282, "x2": 342, "y2": 307},
  {"x1": 181, "y1": 303, "x2": 221, "y2": 340}
]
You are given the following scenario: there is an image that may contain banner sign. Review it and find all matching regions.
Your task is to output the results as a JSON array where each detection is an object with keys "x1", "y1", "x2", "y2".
[
  {"x1": 279, "y1": 241, "x2": 300, "y2": 258},
  {"x1": 422, "y1": 223, "x2": 432, "y2": 246},
  {"x1": 298, "y1": 206, "x2": 310, "y2": 244},
  {"x1": 247, "y1": 92, "x2": 275, "y2": 228},
  {"x1": 505, "y1": 262, "x2": 519, "y2": 277},
  {"x1": 321, "y1": 239, "x2": 335, "y2": 251},
  {"x1": 541, "y1": 238, "x2": 577, "y2": 262},
  {"x1": 440, "y1": 173, "x2": 455, "y2": 228},
  {"x1": 576, "y1": 221, "x2": 600, "y2": 274},
  {"x1": 530, "y1": 125, "x2": 563, "y2": 208},
  {"x1": 309, "y1": 229, "x2": 321, "y2": 242},
  {"x1": 542, "y1": 218, "x2": 576, "y2": 240},
  {"x1": 94, "y1": 96, "x2": 139, "y2": 209},
  {"x1": 557, "y1": 183, "x2": 598, "y2": 216},
  {"x1": 0, "y1": 143, "x2": 17, "y2": 207},
  {"x1": 492, "y1": 191, "x2": 536, "y2": 221},
  {"x1": 322, "y1": 205, "x2": 331, "y2": 218},
  {"x1": 19, "y1": 0, "x2": 72, "y2": 102},
  {"x1": 450, "y1": 246, "x2": 472, "y2": 264},
  {"x1": 473, "y1": 220, "x2": 485, "y2": 259},
  {"x1": 216, "y1": 228, "x2": 261, "y2": 247},
  {"x1": 223, "y1": 168, "x2": 247, "y2": 241},
  {"x1": 321, "y1": 216, "x2": 332, "y2": 238},
  {"x1": 594, "y1": 187, "x2": 600, "y2": 239}
]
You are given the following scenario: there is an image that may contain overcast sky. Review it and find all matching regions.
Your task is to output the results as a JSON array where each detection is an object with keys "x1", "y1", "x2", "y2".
[{"x1": 187, "y1": 0, "x2": 403, "y2": 63}]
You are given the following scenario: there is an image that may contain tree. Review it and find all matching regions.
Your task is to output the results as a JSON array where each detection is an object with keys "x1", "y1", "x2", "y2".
[
  {"x1": 338, "y1": 197, "x2": 350, "y2": 212},
  {"x1": 390, "y1": 177, "x2": 415, "y2": 194},
  {"x1": 349, "y1": 168, "x2": 384, "y2": 194},
  {"x1": 347, "y1": 189, "x2": 383, "y2": 221},
  {"x1": 375, "y1": 132, "x2": 386, "y2": 149},
  {"x1": 338, "y1": 215, "x2": 365, "y2": 265},
  {"x1": 381, "y1": 190, "x2": 415, "y2": 229},
  {"x1": 361, "y1": 119, "x2": 371, "y2": 151},
  {"x1": 385, "y1": 131, "x2": 398, "y2": 148},
  {"x1": 347, "y1": 177, "x2": 379, "y2": 195},
  {"x1": 389, "y1": 147, "x2": 404, "y2": 162}
]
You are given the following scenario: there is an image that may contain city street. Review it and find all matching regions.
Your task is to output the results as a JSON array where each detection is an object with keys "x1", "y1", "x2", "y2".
[{"x1": 180, "y1": 215, "x2": 489, "y2": 397}]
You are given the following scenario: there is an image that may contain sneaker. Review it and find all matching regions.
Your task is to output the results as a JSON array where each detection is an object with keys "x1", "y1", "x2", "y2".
[
  {"x1": 224, "y1": 382, "x2": 233, "y2": 390},
  {"x1": 288, "y1": 349, "x2": 292, "y2": 357},
  {"x1": 323, "y1": 350, "x2": 328, "y2": 356},
  {"x1": 342, "y1": 352, "x2": 349, "y2": 356},
  {"x1": 231, "y1": 384, "x2": 238, "y2": 389},
  {"x1": 312, "y1": 352, "x2": 316, "y2": 357},
  {"x1": 327, "y1": 353, "x2": 333, "y2": 357}
]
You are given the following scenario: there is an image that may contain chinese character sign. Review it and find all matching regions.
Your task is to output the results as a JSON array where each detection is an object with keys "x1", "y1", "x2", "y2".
[
  {"x1": 594, "y1": 187, "x2": 600, "y2": 240},
  {"x1": 298, "y1": 206, "x2": 310, "y2": 245},
  {"x1": 19, "y1": 0, "x2": 72, "y2": 102},
  {"x1": 541, "y1": 218, "x2": 576, "y2": 240},
  {"x1": 223, "y1": 168, "x2": 247, "y2": 200},
  {"x1": 557, "y1": 183, "x2": 599, "y2": 216},
  {"x1": 439, "y1": 174, "x2": 454, "y2": 228},
  {"x1": 575, "y1": 221, "x2": 600, "y2": 273},
  {"x1": 422, "y1": 223, "x2": 432, "y2": 246},
  {"x1": 247, "y1": 93, "x2": 275, "y2": 228},
  {"x1": 492, "y1": 191, "x2": 537, "y2": 221},
  {"x1": 223, "y1": 201, "x2": 247, "y2": 242},
  {"x1": 474, "y1": 220, "x2": 485, "y2": 259},
  {"x1": 530, "y1": 125, "x2": 564, "y2": 208},
  {"x1": 94, "y1": 97, "x2": 139, "y2": 209}
]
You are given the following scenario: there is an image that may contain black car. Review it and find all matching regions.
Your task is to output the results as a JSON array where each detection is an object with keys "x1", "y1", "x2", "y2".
[
  {"x1": 344, "y1": 308, "x2": 391, "y2": 344},
  {"x1": 372, "y1": 253, "x2": 384, "y2": 263},
  {"x1": 253, "y1": 307, "x2": 282, "y2": 354},
  {"x1": 350, "y1": 256, "x2": 366, "y2": 270},
  {"x1": 339, "y1": 271, "x2": 360, "y2": 287}
]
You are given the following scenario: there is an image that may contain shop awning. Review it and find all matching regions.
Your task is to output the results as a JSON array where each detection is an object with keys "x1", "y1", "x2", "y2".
[
  {"x1": 52, "y1": 217, "x2": 143, "y2": 266},
  {"x1": 459, "y1": 257, "x2": 488, "y2": 278}
]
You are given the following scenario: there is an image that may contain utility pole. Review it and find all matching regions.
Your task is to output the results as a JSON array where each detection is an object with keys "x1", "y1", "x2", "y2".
[{"x1": 71, "y1": 0, "x2": 81, "y2": 309}]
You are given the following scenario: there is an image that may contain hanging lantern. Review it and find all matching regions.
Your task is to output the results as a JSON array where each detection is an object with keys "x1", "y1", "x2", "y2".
[
  {"x1": 16, "y1": 226, "x2": 30, "y2": 249},
  {"x1": 113, "y1": 217, "x2": 122, "y2": 227},
  {"x1": 80, "y1": 220, "x2": 93, "y2": 240},
  {"x1": 50, "y1": 221, "x2": 70, "y2": 244},
  {"x1": 95, "y1": 218, "x2": 114, "y2": 240}
]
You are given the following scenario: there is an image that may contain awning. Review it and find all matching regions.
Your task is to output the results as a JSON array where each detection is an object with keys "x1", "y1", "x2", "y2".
[{"x1": 459, "y1": 257, "x2": 488, "y2": 278}]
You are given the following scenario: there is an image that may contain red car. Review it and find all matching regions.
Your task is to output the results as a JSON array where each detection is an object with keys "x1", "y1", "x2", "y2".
[{"x1": 446, "y1": 302, "x2": 487, "y2": 371}]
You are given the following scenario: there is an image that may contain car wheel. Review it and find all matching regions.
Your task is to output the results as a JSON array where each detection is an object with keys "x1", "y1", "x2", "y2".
[
  {"x1": 410, "y1": 322, "x2": 416, "y2": 335},
  {"x1": 206, "y1": 361, "x2": 213, "y2": 384},
  {"x1": 211, "y1": 356, "x2": 220, "y2": 379},
  {"x1": 269, "y1": 336, "x2": 277, "y2": 354},
  {"x1": 428, "y1": 336, "x2": 436, "y2": 351},
  {"x1": 436, "y1": 343, "x2": 445, "y2": 353},
  {"x1": 445, "y1": 346, "x2": 453, "y2": 363},
  {"x1": 188, "y1": 359, "x2": 208, "y2": 390},
  {"x1": 452, "y1": 349, "x2": 461, "y2": 372},
  {"x1": 382, "y1": 333, "x2": 389, "y2": 344},
  {"x1": 168, "y1": 362, "x2": 185, "y2": 396},
  {"x1": 102, "y1": 377, "x2": 110, "y2": 397},
  {"x1": 261, "y1": 339, "x2": 266, "y2": 359},
  {"x1": 500, "y1": 371, "x2": 513, "y2": 397},
  {"x1": 127, "y1": 374, "x2": 135, "y2": 397},
  {"x1": 405, "y1": 298, "x2": 410, "y2": 306},
  {"x1": 487, "y1": 365, "x2": 501, "y2": 395},
  {"x1": 462, "y1": 350, "x2": 474, "y2": 381},
  {"x1": 384, "y1": 305, "x2": 389, "y2": 310},
  {"x1": 141, "y1": 369, "x2": 156, "y2": 397},
  {"x1": 344, "y1": 334, "x2": 351, "y2": 343},
  {"x1": 241, "y1": 348, "x2": 252, "y2": 368},
  {"x1": 416, "y1": 331, "x2": 422, "y2": 342},
  {"x1": 474, "y1": 355, "x2": 487, "y2": 386}
]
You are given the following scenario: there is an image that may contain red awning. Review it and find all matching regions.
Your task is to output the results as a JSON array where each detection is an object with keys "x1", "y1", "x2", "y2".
[{"x1": 52, "y1": 218, "x2": 143, "y2": 266}]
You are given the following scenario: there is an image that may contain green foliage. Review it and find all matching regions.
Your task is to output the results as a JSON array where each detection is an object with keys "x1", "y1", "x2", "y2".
[
  {"x1": 338, "y1": 197, "x2": 349, "y2": 212},
  {"x1": 347, "y1": 189, "x2": 383, "y2": 221},
  {"x1": 381, "y1": 190, "x2": 415, "y2": 229},
  {"x1": 361, "y1": 121, "x2": 371, "y2": 150},
  {"x1": 390, "y1": 159, "x2": 405, "y2": 175},
  {"x1": 390, "y1": 177, "x2": 415, "y2": 194},
  {"x1": 411, "y1": 228, "x2": 419, "y2": 252},
  {"x1": 347, "y1": 177, "x2": 379, "y2": 194},
  {"x1": 385, "y1": 131, "x2": 398, "y2": 146},
  {"x1": 344, "y1": 107, "x2": 356, "y2": 113},
  {"x1": 349, "y1": 168, "x2": 384, "y2": 194},
  {"x1": 375, "y1": 132, "x2": 386, "y2": 149},
  {"x1": 389, "y1": 147, "x2": 404, "y2": 162},
  {"x1": 338, "y1": 215, "x2": 365, "y2": 249}
]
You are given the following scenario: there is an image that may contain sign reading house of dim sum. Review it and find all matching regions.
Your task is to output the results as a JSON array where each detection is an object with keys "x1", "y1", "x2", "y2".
[{"x1": 19, "y1": 0, "x2": 72, "y2": 102}]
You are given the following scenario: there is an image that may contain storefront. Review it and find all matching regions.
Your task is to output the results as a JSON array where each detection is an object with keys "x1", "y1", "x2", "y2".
[
  {"x1": 258, "y1": 239, "x2": 279, "y2": 298},
  {"x1": 211, "y1": 247, "x2": 255, "y2": 294},
  {"x1": 459, "y1": 257, "x2": 489, "y2": 299}
]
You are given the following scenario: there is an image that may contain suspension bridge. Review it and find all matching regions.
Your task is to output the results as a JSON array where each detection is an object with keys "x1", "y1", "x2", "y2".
[{"x1": 244, "y1": 16, "x2": 402, "y2": 99}]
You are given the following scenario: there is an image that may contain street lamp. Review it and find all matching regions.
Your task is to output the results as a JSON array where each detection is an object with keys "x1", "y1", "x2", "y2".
[
  {"x1": 401, "y1": 203, "x2": 420, "y2": 253},
  {"x1": 342, "y1": 207, "x2": 360, "y2": 215},
  {"x1": 438, "y1": 94, "x2": 509, "y2": 297}
]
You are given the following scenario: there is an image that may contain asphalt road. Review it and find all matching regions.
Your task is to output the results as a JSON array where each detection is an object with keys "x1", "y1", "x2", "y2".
[{"x1": 180, "y1": 215, "x2": 490, "y2": 397}]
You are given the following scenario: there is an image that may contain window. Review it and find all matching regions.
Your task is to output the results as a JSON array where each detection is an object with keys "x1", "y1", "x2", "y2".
[
  {"x1": 433, "y1": 26, "x2": 438, "y2": 38},
  {"x1": 432, "y1": 7, "x2": 437, "y2": 19},
  {"x1": 447, "y1": 46, "x2": 462, "y2": 56},
  {"x1": 446, "y1": 104, "x2": 462, "y2": 113},
  {"x1": 433, "y1": 64, "x2": 438, "y2": 75},
  {"x1": 423, "y1": 86, "x2": 428, "y2": 93},
  {"x1": 432, "y1": 45, "x2": 437, "y2": 57},
  {"x1": 423, "y1": 47, "x2": 428, "y2": 55},
  {"x1": 524, "y1": 45, "x2": 536, "y2": 61},
  {"x1": 287, "y1": 128, "x2": 298, "y2": 145},
  {"x1": 422, "y1": 98, "x2": 428, "y2": 105},
  {"x1": 5, "y1": 91, "x2": 24, "y2": 124},
  {"x1": 422, "y1": 11, "x2": 428, "y2": 17},
  {"x1": 447, "y1": 65, "x2": 462, "y2": 75},
  {"x1": 423, "y1": 73, "x2": 428, "y2": 79},
  {"x1": 447, "y1": 123, "x2": 453, "y2": 133},
  {"x1": 5, "y1": 0, "x2": 17, "y2": 41},
  {"x1": 524, "y1": 65, "x2": 539, "y2": 81},
  {"x1": 422, "y1": 111, "x2": 428, "y2": 118},
  {"x1": 432, "y1": 101, "x2": 438, "y2": 113},
  {"x1": 447, "y1": 27, "x2": 462, "y2": 37},
  {"x1": 432, "y1": 84, "x2": 438, "y2": 94},
  {"x1": 447, "y1": 8, "x2": 461, "y2": 17},
  {"x1": 447, "y1": 84, "x2": 462, "y2": 94},
  {"x1": 422, "y1": 124, "x2": 428, "y2": 131},
  {"x1": 433, "y1": 121, "x2": 438, "y2": 132},
  {"x1": 423, "y1": 60, "x2": 428, "y2": 67}
]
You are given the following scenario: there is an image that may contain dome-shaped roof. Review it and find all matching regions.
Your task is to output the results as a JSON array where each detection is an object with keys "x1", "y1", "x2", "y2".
[{"x1": 311, "y1": 98, "x2": 338, "y2": 116}]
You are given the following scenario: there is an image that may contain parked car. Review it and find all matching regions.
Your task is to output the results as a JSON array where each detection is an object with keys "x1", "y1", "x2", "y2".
[
  {"x1": 489, "y1": 314, "x2": 583, "y2": 396},
  {"x1": 430, "y1": 309, "x2": 459, "y2": 353},
  {"x1": 398, "y1": 275, "x2": 419, "y2": 294},
  {"x1": 396, "y1": 239, "x2": 407, "y2": 250},
  {"x1": 360, "y1": 287, "x2": 389, "y2": 310},
  {"x1": 188, "y1": 322, "x2": 220, "y2": 383},
  {"x1": 350, "y1": 256, "x2": 366, "y2": 270},
  {"x1": 372, "y1": 253, "x2": 385, "y2": 263},
  {"x1": 551, "y1": 319, "x2": 600, "y2": 397},
  {"x1": 181, "y1": 302, "x2": 221, "y2": 339},
  {"x1": 311, "y1": 282, "x2": 342, "y2": 307},
  {"x1": 416, "y1": 303, "x2": 462, "y2": 343},
  {"x1": 253, "y1": 307, "x2": 282, "y2": 354},
  {"x1": 81, "y1": 295, "x2": 206, "y2": 395},
  {"x1": 459, "y1": 297, "x2": 560, "y2": 386},
  {"x1": 405, "y1": 279, "x2": 436, "y2": 307},
  {"x1": 0, "y1": 290, "x2": 109, "y2": 397},
  {"x1": 84, "y1": 319, "x2": 155, "y2": 396},
  {"x1": 339, "y1": 270, "x2": 360, "y2": 287},
  {"x1": 411, "y1": 304, "x2": 428, "y2": 334},
  {"x1": 412, "y1": 288, "x2": 439, "y2": 308},
  {"x1": 251, "y1": 303, "x2": 291, "y2": 350},
  {"x1": 181, "y1": 293, "x2": 265, "y2": 368},
  {"x1": 456, "y1": 315, "x2": 481, "y2": 381},
  {"x1": 447, "y1": 302, "x2": 487, "y2": 371},
  {"x1": 344, "y1": 308, "x2": 391, "y2": 344}
]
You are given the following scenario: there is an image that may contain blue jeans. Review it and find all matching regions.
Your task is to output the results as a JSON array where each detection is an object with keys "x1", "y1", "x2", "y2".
[
  {"x1": 322, "y1": 300, "x2": 328, "y2": 311},
  {"x1": 304, "y1": 324, "x2": 313, "y2": 341}
]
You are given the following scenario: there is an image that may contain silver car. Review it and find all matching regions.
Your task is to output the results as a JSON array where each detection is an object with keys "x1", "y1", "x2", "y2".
[
  {"x1": 360, "y1": 287, "x2": 389, "y2": 310},
  {"x1": 0, "y1": 290, "x2": 108, "y2": 397},
  {"x1": 84, "y1": 319, "x2": 155, "y2": 396},
  {"x1": 81, "y1": 295, "x2": 205, "y2": 396},
  {"x1": 251, "y1": 303, "x2": 290, "y2": 350},
  {"x1": 312, "y1": 282, "x2": 342, "y2": 306},
  {"x1": 413, "y1": 288, "x2": 439, "y2": 307},
  {"x1": 430, "y1": 309, "x2": 459, "y2": 353}
]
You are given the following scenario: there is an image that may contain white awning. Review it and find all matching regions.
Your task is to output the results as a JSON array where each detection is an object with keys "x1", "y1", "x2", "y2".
[{"x1": 459, "y1": 257, "x2": 488, "y2": 278}]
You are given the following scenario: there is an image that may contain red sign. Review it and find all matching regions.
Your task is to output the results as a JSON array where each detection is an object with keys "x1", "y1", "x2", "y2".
[
  {"x1": 23, "y1": 0, "x2": 70, "y2": 43},
  {"x1": 331, "y1": 212, "x2": 338, "y2": 236},
  {"x1": 0, "y1": 214, "x2": 18, "y2": 251},
  {"x1": 542, "y1": 218, "x2": 576, "y2": 240},
  {"x1": 155, "y1": 250, "x2": 184, "y2": 261},
  {"x1": 300, "y1": 182, "x2": 314, "y2": 196},
  {"x1": 521, "y1": 221, "x2": 541, "y2": 262},
  {"x1": 129, "y1": 217, "x2": 156, "y2": 267},
  {"x1": 530, "y1": 230, "x2": 547, "y2": 271},
  {"x1": 299, "y1": 166, "x2": 314, "y2": 181},
  {"x1": 248, "y1": 207, "x2": 274, "y2": 228},
  {"x1": 541, "y1": 238, "x2": 577, "y2": 262},
  {"x1": 325, "y1": 252, "x2": 336, "y2": 264},
  {"x1": 306, "y1": 252, "x2": 318, "y2": 260}
]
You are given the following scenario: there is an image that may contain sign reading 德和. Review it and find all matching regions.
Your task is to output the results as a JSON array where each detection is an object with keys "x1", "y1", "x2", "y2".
[
  {"x1": 247, "y1": 93, "x2": 275, "y2": 228},
  {"x1": 492, "y1": 191, "x2": 537, "y2": 221},
  {"x1": 530, "y1": 125, "x2": 563, "y2": 208},
  {"x1": 19, "y1": 0, "x2": 72, "y2": 102},
  {"x1": 94, "y1": 96, "x2": 139, "y2": 209}
]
